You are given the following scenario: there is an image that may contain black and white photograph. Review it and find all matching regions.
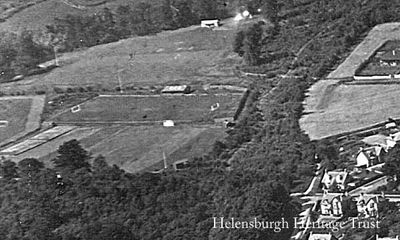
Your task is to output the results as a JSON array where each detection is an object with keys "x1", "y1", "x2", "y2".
[{"x1": 0, "y1": 0, "x2": 400, "y2": 239}]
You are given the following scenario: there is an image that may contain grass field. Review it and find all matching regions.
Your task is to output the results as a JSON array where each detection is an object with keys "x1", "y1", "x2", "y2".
[
  {"x1": 301, "y1": 23, "x2": 400, "y2": 139},
  {"x1": 0, "y1": 16, "x2": 248, "y2": 94},
  {"x1": 83, "y1": 125, "x2": 225, "y2": 172},
  {"x1": 12, "y1": 125, "x2": 226, "y2": 173},
  {"x1": 300, "y1": 84, "x2": 400, "y2": 139},
  {"x1": 327, "y1": 23, "x2": 400, "y2": 79},
  {"x1": 0, "y1": 98, "x2": 32, "y2": 143},
  {"x1": 52, "y1": 94, "x2": 243, "y2": 123}
]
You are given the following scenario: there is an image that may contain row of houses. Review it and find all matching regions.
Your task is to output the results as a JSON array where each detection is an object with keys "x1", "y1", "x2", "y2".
[
  {"x1": 304, "y1": 122, "x2": 400, "y2": 239},
  {"x1": 319, "y1": 192, "x2": 379, "y2": 218}
]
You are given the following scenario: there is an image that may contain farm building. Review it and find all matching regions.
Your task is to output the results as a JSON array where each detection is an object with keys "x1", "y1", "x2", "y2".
[
  {"x1": 308, "y1": 232, "x2": 337, "y2": 240},
  {"x1": 380, "y1": 50, "x2": 400, "y2": 66},
  {"x1": 161, "y1": 85, "x2": 191, "y2": 94},
  {"x1": 200, "y1": 19, "x2": 220, "y2": 28}
]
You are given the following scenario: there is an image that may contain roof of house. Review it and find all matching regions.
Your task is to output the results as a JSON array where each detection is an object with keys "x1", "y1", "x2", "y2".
[
  {"x1": 390, "y1": 131, "x2": 400, "y2": 141},
  {"x1": 349, "y1": 168, "x2": 381, "y2": 181},
  {"x1": 322, "y1": 170, "x2": 349, "y2": 184},
  {"x1": 380, "y1": 50, "x2": 400, "y2": 61},
  {"x1": 362, "y1": 134, "x2": 394, "y2": 148},
  {"x1": 354, "y1": 194, "x2": 379, "y2": 204},
  {"x1": 356, "y1": 146, "x2": 382, "y2": 166},
  {"x1": 321, "y1": 193, "x2": 343, "y2": 203}
]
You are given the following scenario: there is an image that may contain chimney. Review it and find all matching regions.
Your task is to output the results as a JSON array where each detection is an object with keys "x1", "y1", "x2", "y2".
[{"x1": 393, "y1": 50, "x2": 396, "y2": 56}]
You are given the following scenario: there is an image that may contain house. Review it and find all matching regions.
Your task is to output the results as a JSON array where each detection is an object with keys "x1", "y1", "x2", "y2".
[
  {"x1": 321, "y1": 170, "x2": 350, "y2": 191},
  {"x1": 308, "y1": 232, "x2": 337, "y2": 240},
  {"x1": 376, "y1": 235, "x2": 399, "y2": 240},
  {"x1": 319, "y1": 193, "x2": 343, "y2": 217},
  {"x1": 380, "y1": 50, "x2": 400, "y2": 66},
  {"x1": 161, "y1": 85, "x2": 191, "y2": 94},
  {"x1": 355, "y1": 194, "x2": 379, "y2": 218},
  {"x1": 200, "y1": 19, "x2": 220, "y2": 28},
  {"x1": 356, "y1": 146, "x2": 383, "y2": 168}
]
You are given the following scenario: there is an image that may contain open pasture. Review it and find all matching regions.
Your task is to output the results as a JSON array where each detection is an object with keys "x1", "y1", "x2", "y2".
[
  {"x1": 11, "y1": 124, "x2": 226, "y2": 173},
  {"x1": 300, "y1": 84, "x2": 400, "y2": 139},
  {"x1": 1, "y1": 20, "x2": 242, "y2": 93},
  {"x1": 0, "y1": 98, "x2": 32, "y2": 143},
  {"x1": 52, "y1": 94, "x2": 243, "y2": 123}
]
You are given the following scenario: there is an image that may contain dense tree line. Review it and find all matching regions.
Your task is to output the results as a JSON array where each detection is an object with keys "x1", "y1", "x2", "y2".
[
  {"x1": 0, "y1": 139, "x2": 297, "y2": 240},
  {"x1": 0, "y1": 30, "x2": 52, "y2": 81}
]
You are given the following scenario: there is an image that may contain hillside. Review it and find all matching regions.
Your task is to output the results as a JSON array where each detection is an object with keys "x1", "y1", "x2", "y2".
[
  {"x1": 0, "y1": 0, "x2": 158, "y2": 32},
  {"x1": 0, "y1": 17, "x2": 254, "y2": 94},
  {"x1": 1, "y1": 1, "x2": 400, "y2": 240}
]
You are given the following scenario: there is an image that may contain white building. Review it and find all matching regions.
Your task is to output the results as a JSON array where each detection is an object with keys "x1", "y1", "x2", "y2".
[
  {"x1": 356, "y1": 146, "x2": 383, "y2": 168},
  {"x1": 200, "y1": 19, "x2": 220, "y2": 28},
  {"x1": 355, "y1": 194, "x2": 379, "y2": 218}
]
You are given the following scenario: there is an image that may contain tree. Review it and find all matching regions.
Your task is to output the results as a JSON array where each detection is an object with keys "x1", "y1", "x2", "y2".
[
  {"x1": 52, "y1": 139, "x2": 91, "y2": 172},
  {"x1": 384, "y1": 144, "x2": 400, "y2": 181},
  {"x1": 261, "y1": 0, "x2": 280, "y2": 24},
  {"x1": 233, "y1": 30, "x2": 245, "y2": 57},
  {"x1": 11, "y1": 30, "x2": 49, "y2": 75},
  {"x1": 242, "y1": 22, "x2": 264, "y2": 66},
  {"x1": 0, "y1": 160, "x2": 18, "y2": 180},
  {"x1": 18, "y1": 158, "x2": 44, "y2": 177}
]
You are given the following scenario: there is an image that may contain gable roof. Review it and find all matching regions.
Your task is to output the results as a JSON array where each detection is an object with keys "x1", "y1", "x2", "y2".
[
  {"x1": 356, "y1": 146, "x2": 383, "y2": 166},
  {"x1": 355, "y1": 194, "x2": 379, "y2": 204},
  {"x1": 322, "y1": 170, "x2": 349, "y2": 185}
]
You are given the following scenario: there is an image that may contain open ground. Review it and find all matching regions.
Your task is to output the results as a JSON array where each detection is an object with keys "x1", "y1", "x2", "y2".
[
  {"x1": 52, "y1": 94, "x2": 243, "y2": 124},
  {"x1": 0, "y1": 21, "x2": 247, "y2": 94},
  {"x1": 301, "y1": 23, "x2": 400, "y2": 139},
  {"x1": 0, "y1": 95, "x2": 45, "y2": 145},
  {"x1": 8, "y1": 124, "x2": 226, "y2": 173},
  {"x1": 0, "y1": 16, "x2": 252, "y2": 172}
]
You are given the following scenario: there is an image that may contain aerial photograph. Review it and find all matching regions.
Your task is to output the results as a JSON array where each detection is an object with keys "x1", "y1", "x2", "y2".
[{"x1": 0, "y1": 0, "x2": 400, "y2": 239}]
